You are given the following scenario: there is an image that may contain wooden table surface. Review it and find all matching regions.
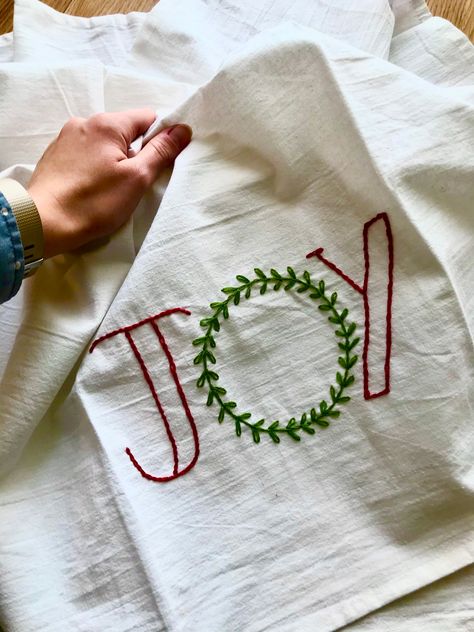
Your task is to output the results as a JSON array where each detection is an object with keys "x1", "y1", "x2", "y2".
[{"x1": 1, "y1": 0, "x2": 473, "y2": 41}]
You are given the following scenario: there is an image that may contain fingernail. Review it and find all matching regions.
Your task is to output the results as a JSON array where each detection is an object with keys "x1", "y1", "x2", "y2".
[{"x1": 165, "y1": 124, "x2": 193, "y2": 150}]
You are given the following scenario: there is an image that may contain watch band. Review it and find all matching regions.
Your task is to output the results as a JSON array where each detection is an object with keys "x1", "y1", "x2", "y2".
[{"x1": 0, "y1": 178, "x2": 44, "y2": 277}]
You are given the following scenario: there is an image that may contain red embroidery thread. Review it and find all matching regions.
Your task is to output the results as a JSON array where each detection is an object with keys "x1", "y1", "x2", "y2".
[
  {"x1": 90, "y1": 308, "x2": 200, "y2": 482},
  {"x1": 124, "y1": 330, "x2": 180, "y2": 477},
  {"x1": 89, "y1": 308, "x2": 190, "y2": 353},
  {"x1": 307, "y1": 212, "x2": 394, "y2": 400},
  {"x1": 308, "y1": 248, "x2": 364, "y2": 295}
]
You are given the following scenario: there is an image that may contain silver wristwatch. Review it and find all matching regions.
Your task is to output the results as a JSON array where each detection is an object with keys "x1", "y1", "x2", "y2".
[{"x1": 0, "y1": 178, "x2": 44, "y2": 277}]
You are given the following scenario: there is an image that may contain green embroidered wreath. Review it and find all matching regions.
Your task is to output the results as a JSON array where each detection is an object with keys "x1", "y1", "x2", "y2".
[{"x1": 193, "y1": 268, "x2": 359, "y2": 443}]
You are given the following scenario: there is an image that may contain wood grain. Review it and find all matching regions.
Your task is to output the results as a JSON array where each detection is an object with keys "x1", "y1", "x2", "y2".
[
  {"x1": 0, "y1": 0, "x2": 157, "y2": 34},
  {"x1": 1, "y1": 0, "x2": 473, "y2": 40},
  {"x1": 428, "y1": 0, "x2": 473, "y2": 39}
]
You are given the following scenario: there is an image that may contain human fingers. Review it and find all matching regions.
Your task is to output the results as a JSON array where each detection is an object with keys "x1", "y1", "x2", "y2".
[
  {"x1": 127, "y1": 124, "x2": 193, "y2": 186},
  {"x1": 88, "y1": 108, "x2": 158, "y2": 145}
]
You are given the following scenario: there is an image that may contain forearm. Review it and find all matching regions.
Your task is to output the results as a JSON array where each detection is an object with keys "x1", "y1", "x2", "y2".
[{"x1": 0, "y1": 110, "x2": 191, "y2": 305}]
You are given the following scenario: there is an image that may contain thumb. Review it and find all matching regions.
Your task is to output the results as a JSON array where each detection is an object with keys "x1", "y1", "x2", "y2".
[{"x1": 131, "y1": 124, "x2": 192, "y2": 185}]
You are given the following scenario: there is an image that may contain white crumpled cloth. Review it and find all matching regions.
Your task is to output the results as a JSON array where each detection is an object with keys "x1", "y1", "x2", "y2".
[{"x1": 0, "y1": 0, "x2": 473, "y2": 630}]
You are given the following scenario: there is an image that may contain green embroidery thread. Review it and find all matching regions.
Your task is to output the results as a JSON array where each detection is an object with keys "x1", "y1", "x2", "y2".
[{"x1": 193, "y1": 268, "x2": 360, "y2": 444}]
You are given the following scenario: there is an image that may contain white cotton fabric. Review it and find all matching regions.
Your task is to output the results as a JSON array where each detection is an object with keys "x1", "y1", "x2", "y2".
[
  {"x1": 0, "y1": 33, "x2": 13, "y2": 62},
  {"x1": 0, "y1": 1, "x2": 473, "y2": 630},
  {"x1": 346, "y1": 564, "x2": 474, "y2": 630},
  {"x1": 12, "y1": 0, "x2": 146, "y2": 66}
]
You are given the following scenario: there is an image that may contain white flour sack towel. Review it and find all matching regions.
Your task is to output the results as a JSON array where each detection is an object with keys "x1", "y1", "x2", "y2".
[{"x1": 0, "y1": 0, "x2": 474, "y2": 630}]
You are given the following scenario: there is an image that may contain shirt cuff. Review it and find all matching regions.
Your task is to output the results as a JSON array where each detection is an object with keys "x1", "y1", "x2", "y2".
[{"x1": 0, "y1": 191, "x2": 24, "y2": 304}]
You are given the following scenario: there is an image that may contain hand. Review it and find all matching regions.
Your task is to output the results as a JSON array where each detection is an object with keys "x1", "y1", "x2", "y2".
[{"x1": 27, "y1": 109, "x2": 192, "y2": 258}]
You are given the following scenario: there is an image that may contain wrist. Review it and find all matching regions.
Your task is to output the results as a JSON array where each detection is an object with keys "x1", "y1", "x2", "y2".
[{"x1": 27, "y1": 186, "x2": 79, "y2": 259}]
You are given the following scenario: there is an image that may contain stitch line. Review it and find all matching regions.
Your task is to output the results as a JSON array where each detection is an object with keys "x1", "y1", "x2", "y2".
[
  {"x1": 124, "y1": 330, "x2": 180, "y2": 477},
  {"x1": 362, "y1": 213, "x2": 393, "y2": 399},
  {"x1": 89, "y1": 307, "x2": 191, "y2": 353},
  {"x1": 306, "y1": 212, "x2": 393, "y2": 400},
  {"x1": 193, "y1": 268, "x2": 359, "y2": 444},
  {"x1": 90, "y1": 307, "x2": 197, "y2": 483},
  {"x1": 125, "y1": 447, "x2": 195, "y2": 483},
  {"x1": 149, "y1": 320, "x2": 200, "y2": 475},
  {"x1": 306, "y1": 248, "x2": 364, "y2": 295}
]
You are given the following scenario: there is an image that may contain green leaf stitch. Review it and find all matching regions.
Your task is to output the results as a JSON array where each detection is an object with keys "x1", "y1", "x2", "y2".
[{"x1": 192, "y1": 269, "x2": 360, "y2": 444}]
